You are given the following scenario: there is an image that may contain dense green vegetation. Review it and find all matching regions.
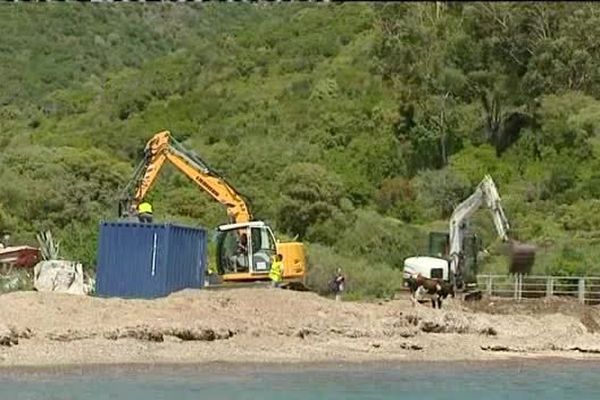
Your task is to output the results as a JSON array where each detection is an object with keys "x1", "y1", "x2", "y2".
[{"x1": 1, "y1": 3, "x2": 600, "y2": 298}]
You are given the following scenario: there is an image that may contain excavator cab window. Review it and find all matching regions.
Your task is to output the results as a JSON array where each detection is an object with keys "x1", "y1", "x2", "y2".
[
  {"x1": 216, "y1": 226, "x2": 276, "y2": 275},
  {"x1": 249, "y1": 227, "x2": 276, "y2": 273},
  {"x1": 428, "y1": 232, "x2": 450, "y2": 258},
  {"x1": 216, "y1": 229, "x2": 250, "y2": 274},
  {"x1": 431, "y1": 268, "x2": 444, "y2": 279}
]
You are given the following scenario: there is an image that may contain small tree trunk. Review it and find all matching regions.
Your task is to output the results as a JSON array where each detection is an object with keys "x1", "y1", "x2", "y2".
[{"x1": 439, "y1": 93, "x2": 449, "y2": 166}]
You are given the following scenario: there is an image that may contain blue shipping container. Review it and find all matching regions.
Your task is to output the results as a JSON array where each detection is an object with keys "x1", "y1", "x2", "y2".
[{"x1": 96, "y1": 222, "x2": 206, "y2": 299}]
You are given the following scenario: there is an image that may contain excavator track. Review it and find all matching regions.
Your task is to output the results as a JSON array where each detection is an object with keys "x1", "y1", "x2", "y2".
[{"x1": 203, "y1": 279, "x2": 310, "y2": 292}]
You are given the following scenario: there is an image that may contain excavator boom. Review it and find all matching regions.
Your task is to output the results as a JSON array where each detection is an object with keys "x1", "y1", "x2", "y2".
[
  {"x1": 448, "y1": 174, "x2": 510, "y2": 276},
  {"x1": 448, "y1": 174, "x2": 535, "y2": 284},
  {"x1": 120, "y1": 131, "x2": 250, "y2": 223}
]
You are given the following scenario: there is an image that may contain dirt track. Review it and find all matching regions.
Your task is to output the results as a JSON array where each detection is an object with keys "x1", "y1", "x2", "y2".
[{"x1": 0, "y1": 288, "x2": 599, "y2": 366}]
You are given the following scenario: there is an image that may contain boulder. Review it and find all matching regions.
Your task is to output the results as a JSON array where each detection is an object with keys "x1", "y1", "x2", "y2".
[
  {"x1": 33, "y1": 260, "x2": 90, "y2": 295},
  {"x1": 0, "y1": 325, "x2": 19, "y2": 347}
]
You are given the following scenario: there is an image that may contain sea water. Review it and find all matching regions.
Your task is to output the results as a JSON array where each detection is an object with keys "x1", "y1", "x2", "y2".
[{"x1": 1, "y1": 360, "x2": 599, "y2": 400}]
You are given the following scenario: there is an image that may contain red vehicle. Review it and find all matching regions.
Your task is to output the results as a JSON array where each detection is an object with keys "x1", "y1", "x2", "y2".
[{"x1": 0, "y1": 246, "x2": 41, "y2": 269}]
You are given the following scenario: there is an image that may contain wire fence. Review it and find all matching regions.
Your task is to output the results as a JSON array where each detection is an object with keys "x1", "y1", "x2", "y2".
[{"x1": 477, "y1": 274, "x2": 600, "y2": 305}]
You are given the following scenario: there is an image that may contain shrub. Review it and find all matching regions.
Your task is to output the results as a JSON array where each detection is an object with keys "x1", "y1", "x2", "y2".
[
  {"x1": 306, "y1": 243, "x2": 403, "y2": 300},
  {"x1": 335, "y1": 209, "x2": 425, "y2": 269},
  {"x1": 276, "y1": 162, "x2": 347, "y2": 239}
]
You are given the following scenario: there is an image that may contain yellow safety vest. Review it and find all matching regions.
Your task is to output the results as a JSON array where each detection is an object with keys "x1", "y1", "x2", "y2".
[
  {"x1": 138, "y1": 202, "x2": 153, "y2": 214},
  {"x1": 269, "y1": 261, "x2": 283, "y2": 282}
]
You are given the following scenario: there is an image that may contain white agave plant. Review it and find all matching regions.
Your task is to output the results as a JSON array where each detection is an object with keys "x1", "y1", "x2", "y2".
[{"x1": 36, "y1": 231, "x2": 61, "y2": 261}]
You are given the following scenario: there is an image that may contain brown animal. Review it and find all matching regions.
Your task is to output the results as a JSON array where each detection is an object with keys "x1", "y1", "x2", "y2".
[{"x1": 406, "y1": 273, "x2": 454, "y2": 309}]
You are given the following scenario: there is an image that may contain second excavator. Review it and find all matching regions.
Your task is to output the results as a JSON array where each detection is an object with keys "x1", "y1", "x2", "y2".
[
  {"x1": 403, "y1": 174, "x2": 536, "y2": 293},
  {"x1": 118, "y1": 130, "x2": 307, "y2": 286}
]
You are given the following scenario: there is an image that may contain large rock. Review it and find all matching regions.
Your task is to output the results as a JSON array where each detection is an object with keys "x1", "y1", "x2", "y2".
[
  {"x1": 33, "y1": 260, "x2": 90, "y2": 295},
  {"x1": 0, "y1": 324, "x2": 18, "y2": 346},
  {"x1": 0, "y1": 325, "x2": 30, "y2": 346}
]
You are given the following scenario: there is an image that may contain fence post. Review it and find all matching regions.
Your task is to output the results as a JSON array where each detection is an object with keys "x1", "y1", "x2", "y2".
[
  {"x1": 487, "y1": 275, "x2": 493, "y2": 296},
  {"x1": 513, "y1": 274, "x2": 518, "y2": 300},
  {"x1": 578, "y1": 278, "x2": 585, "y2": 304},
  {"x1": 546, "y1": 277, "x2": 553, "y2": 297},
  {"x1": 518, "y1": 274, "x2": 523, "y2": 301}
]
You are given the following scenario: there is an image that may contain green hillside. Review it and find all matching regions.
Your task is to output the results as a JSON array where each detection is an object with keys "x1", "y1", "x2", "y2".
[{"x1": 1, "y1": 3, "x2": 600, "y2": 298}]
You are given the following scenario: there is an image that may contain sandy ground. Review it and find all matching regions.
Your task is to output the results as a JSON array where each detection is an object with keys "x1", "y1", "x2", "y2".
[{"x1": 0, "y1": 287, "x2": 599, "y2": 367}]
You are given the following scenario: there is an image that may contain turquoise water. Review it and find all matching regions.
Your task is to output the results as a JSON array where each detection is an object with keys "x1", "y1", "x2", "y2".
[{"x1": 1, "y1": 360, "x2": 599, "y2": 399}]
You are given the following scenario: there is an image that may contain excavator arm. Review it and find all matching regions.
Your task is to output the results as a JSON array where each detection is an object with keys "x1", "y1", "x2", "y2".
[
  {"x1": 448, "y1": 175, "x2": 509, "y2": 270},
  {"x1": 448, "y1": 174, "x2": 534, "y2": 284},
  {"x1": 119, "y1": 131, "x2": 251, "y2": 223}
]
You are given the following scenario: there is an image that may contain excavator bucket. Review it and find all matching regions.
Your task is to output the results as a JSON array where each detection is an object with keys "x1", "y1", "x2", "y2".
[{"x1": 508, "y1": 241, "x2": 536, "y2": 274}]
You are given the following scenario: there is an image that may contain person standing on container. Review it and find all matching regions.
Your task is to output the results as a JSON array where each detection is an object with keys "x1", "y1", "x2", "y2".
[
  {"x1": 137, "y1": 201, "x2": 153, "y2": 223},
  {"x1": 126, "y1": 205, "x2": 139, "y2": 222},
  {"x1": 269, "y1": 254, "x2": 284, "y2": 288}
]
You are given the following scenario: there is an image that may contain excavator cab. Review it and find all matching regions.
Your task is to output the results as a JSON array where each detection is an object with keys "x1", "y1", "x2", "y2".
[
  {"x1": 428, "y1": 231, "x2": 450, "y2": 259},
  {"x1": 427, "y1": 231, "x2": 480, "y2": 285},
  {"x1": 215, "y1": 221, "x2": 277, "y2": 280}
]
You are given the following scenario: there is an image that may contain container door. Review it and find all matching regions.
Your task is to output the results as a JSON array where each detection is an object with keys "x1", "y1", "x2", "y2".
[
  {"x1": 125, "y1": 226, "x2": 167, "y2": 298},
  {"x1": 147, "y1": 228, "x2": 168, "y2": 296},
  {"x1": 164, "y1": 225, "x2": 205, "y2": 293}
]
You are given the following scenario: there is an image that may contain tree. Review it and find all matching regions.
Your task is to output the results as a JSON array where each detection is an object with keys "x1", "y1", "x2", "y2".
[
  {"x1": 414, "y1": 169, "x2": 471, "y2": 219},
  {"x1": 376, "y1": 3, "x2": 474, "y2": 170},
  {"x1": 533, "y1": 92, "x2": 598, "y2": 160},
  {"x1": 276, "y1": 163, "x2": 346, "y2": 240}
]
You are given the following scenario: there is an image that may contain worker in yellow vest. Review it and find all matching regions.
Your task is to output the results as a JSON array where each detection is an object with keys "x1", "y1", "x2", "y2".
[
  {"x1": 137, "y1": 201, "x2": 153, "y2": 223},
  {"x1": 269, "y1": 254, "x2": 284, "y2": 288},
  {"x1": 205, "y1": 263, "x2": 218, "y2": 287}
]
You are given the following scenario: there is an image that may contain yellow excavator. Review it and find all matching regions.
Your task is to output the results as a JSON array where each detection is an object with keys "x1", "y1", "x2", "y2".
[{"x1": 118, "y1": 130, "x2": 307, "y2": 287}]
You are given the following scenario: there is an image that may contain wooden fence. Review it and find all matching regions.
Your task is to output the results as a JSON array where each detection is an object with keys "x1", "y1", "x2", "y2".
[{"x1": 476, "y1": 274, "x2": 600, "y2": 305}]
